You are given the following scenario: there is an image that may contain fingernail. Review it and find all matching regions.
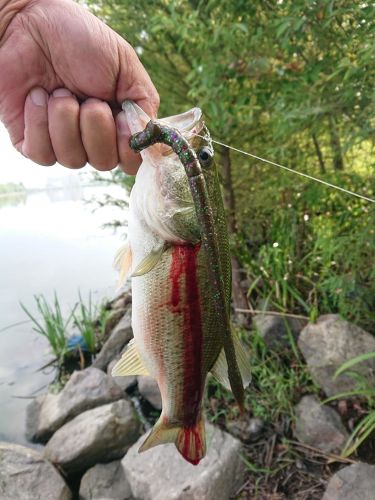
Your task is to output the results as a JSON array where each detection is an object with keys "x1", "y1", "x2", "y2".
[
  {"x1": 53, "y1": 88, "x2": 72, "y2": 98},
  {"x1": 117, "y1": 112, "x2": 129, "y2": 135},
  {"x1": 30, "y1": 88, "x2": 47, "y2": 107}
]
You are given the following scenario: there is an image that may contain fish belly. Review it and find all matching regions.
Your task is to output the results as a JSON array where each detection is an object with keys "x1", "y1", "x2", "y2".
[{"x1": 132, "y1": 243, "x2": 222, "y2": 425}]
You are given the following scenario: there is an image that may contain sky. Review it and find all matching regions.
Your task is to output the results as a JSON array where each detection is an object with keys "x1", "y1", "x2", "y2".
[{"x1": 0, "y1": 123, "x2": 105, "y2": 189}]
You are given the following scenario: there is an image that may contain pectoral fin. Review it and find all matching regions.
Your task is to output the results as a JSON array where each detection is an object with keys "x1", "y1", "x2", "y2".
[
  {"x1": 131, "y1": 244, "x2": 166, "y2": 277},
  {"x1": 211, "y1": 329, "x2": 251, "y2": 391},
  {"x1": 111, "y1": 339, "x2": 150, "y2": 376}
]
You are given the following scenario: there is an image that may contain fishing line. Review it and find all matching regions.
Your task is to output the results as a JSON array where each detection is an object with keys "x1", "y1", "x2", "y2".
[{"x1": 194, "y1": 134, "x2": 375, "y2": 204}]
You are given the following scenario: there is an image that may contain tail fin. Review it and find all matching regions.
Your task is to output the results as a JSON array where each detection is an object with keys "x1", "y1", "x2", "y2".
[
  {"x1": 175, "y1": 418, "x2": 206, "y2": 465},
  {"x1": 139, "y1": 416, "x2": 206, "y2": 466}
]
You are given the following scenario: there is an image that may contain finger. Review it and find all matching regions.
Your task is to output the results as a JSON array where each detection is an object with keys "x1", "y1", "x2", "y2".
[
  {"x1": 80, "y1": 98, "x2": 119, "y2": 171},
  {"x1": 116, "y1": 111, "x2": 141, "y2": 175},
  {"x1": 48, "y1": 88, "x2": 87, "y2": 169},
  {"x1": 116, "y1": 41, "x2": 160, "y2": 119},
  {"x1": 22, "y1": 88, "x2": 56, "y2": 166}
]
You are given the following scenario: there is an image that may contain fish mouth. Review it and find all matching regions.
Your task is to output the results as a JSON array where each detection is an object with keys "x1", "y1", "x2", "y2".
[
  {"x1": 160, "y1": 107, "x2": 203, "y2": 136},
  {"x1": 123, "y1": 101, "x2": 207, "y2": 158}
]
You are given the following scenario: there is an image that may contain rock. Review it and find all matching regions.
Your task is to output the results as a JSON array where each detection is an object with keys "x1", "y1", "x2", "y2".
[
  {"x1": 44, "y1": 399, "x2": 141, "y2": 475},
  {"x1": 322, "y1": 463, "x2": 375, "y2": 500},
  {"x1": 122, "y1": 423, "x2": 245, "y2": 500},
  {"x1": 138, "y1": 376, "x2": 162, "y2": 410},
  {"x1": 93, "y1": 308, "x2": 133, "y2": 371},
  {"x1": 103, "y1": 309, "x2": 127, "y2": 337},
  {"x1": 294, "y1": 395, "x2": 349, "y2": 453},
  {"x1": 108, "y1": 357, "x2": 137, "y2": 392},
  {"x1": 227, "y1": 417, "x2": 264, "y2": 443},
  {"x1": 0, "y1": 442, "x2": 71, "y2": 500},
  {"x1": 253, "y1": 313, "x2": 307, "y2": 350},
  {"x1": 298, "y1": 315, "x2": 375, "y2": 396},
  {"x1": 111, "y1": 293, "x2": 132, "y2": 311},
  {"x1": 79, "y1": 460, "x2": 132, "y2": 500},
  {"x1": 26, "y1": 367, "x2": 124, "y2": 443}
]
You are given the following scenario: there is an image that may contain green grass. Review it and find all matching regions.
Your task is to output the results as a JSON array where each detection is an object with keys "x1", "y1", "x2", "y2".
[
  {"x1": 245, "y1": 331, "x2": 318, "y2": 423},
  {"x1": 73, "y1": 291, "x2": 111, "y2": 353},
  {"x1": 206, "y1": 328, "x2": 318, "y2": 426},
  {"x1": 21, "y1": 291, "x2": 110, "y2": 365},
  {"x1": 21, "y1": 293, "x2": 75, "y2": 365},
  {"x1": 72, "y1": 291, "x2": 98, "y2": 353},
  {"x1": 325, "y1": 352, "x2": 375, "y2": 457}
]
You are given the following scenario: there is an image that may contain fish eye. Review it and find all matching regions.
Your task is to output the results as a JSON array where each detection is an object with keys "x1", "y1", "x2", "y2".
[{"x1": 198, "y1": 147, "x2": 213, "y2": 167}]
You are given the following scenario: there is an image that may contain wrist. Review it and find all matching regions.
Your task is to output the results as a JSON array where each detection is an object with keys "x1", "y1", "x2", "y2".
[{"x1": 0, "y1": 0, "x2": 31, "y2": 42}]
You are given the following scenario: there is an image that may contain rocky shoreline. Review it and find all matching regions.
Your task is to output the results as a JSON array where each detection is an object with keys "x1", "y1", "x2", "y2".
[{"x1": 1, "y1": 296, "x2": 375, "y2": 499}]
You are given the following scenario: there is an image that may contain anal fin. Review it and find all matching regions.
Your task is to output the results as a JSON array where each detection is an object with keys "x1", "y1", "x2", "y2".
[
  {"x1": 111, "y1": 339, "x2": 150, "y2": 377},
  {"x1": 211, "y1": 329, "x2": 251, "y2": 391}
]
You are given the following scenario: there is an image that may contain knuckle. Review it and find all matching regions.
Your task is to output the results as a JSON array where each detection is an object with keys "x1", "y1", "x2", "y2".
[
  {"x1": 91, "y1": 158, "x2": 118, "y2": 171},
  {"x1": 22, "y1": 145, "x2": 56, "y2": 166},
  {"x1": 119, "y1": 161, "x2": 139, "y2": 176},
  {"x1": 34, "y1": 155, "x2": 56, "y2": 167},
  {"x1": 81, "y1": 99, "x2": 110, "y2": 118},
  {"x1": 50, "y1": 97, "x2": 78, "y2": 116},
  {"x1": 60, "y1": 157, "x2": 86, "y2": 169}
]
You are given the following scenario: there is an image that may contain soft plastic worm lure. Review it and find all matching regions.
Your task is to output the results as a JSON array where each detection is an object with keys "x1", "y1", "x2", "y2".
[{"x1": 129, "y1": 121, "x2": 245, "y2": 409}]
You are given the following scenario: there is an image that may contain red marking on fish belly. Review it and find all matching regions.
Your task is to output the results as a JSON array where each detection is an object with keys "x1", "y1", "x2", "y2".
[
  {"x1": 169, "y1": 244, "x2": 203, "y2": 424},
  {"x1": 169, "y1": 244, "x2": 205, "y2": 464}
]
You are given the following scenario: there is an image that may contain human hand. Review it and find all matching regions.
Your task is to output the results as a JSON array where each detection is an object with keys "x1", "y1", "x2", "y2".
[{"x1": 0, "y1": 0, "x2": 159, "y2": 174}]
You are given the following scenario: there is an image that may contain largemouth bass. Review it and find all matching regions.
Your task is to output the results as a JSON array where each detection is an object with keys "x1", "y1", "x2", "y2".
[{"x1": 112, "y1": 101, "x2": 251, "y2": 465}]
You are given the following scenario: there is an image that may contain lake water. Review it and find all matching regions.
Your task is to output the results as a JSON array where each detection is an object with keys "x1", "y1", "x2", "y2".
[{"x1": 0, "y1": 184, "x2": 128, "y2": 445}]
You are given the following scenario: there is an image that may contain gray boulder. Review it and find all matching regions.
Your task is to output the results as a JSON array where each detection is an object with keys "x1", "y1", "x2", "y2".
[
  {"x1": 0, "y1": 442, "x2": 71, "y2": 500},
  {"x1": 79, "y1": 461, "x2": 132, "y2": 500},
  {"x1": 322, "y1": 463, "x2": 375, "y2": 500},
  {"x1": 122, "y1": 423, "x2": 245, "y2": 500},
  {"x1": 298, "y1": 315, "x2": 375, "y2": 396},
  {"x1": 294, "y1": 395, "x2": 349, "y2": 453},
  {"x1": 227, "y1": 417, "x2": 264, "y2": 443},
  {"x1": 26, "y1": 367, "x2": 124, "y2": 443},
  {"x1": 138, "y1": 376, "x2": 162, "y2": 410},
  {"x1": 110, "y1": 292, "x2": 132, "y2": 311},
  {"x1": 253, "y1": 312, "x2": 307, "y2": 349},
  {"x1": 93, "y1": 308, "x2": 133, "y2": 371},
  {"x1": 44, "y1": 399, "x2": 141, "y2": 475}
]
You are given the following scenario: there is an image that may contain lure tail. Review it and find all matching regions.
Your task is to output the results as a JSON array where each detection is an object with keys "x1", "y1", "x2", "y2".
[{"x1": 139, "y1": 415, "x2": 206, "y2": 466}]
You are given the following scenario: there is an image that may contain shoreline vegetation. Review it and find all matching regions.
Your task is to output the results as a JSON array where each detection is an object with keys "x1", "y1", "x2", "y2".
[
  {"x1": 0, "y1": 182, "x2": 26, "y2": 198},
  {"x1": 15, "y1": 290, "x2": 375, "y2": 499},
  {"x1": 0, "y1": 180, "x2": 109, "y2": 207}
]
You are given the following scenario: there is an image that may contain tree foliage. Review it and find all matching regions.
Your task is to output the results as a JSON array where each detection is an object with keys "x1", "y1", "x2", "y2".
[{"x1": 84, "y1": 0, "x2": 375, "y2": 329}]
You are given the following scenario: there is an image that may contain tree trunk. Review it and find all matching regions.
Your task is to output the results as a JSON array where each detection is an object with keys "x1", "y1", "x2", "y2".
[
  {"x1": 220, "y1": 146, "x2": 249, "y2": 324},
  {"x1": 312, "y1": 133, "x2": 326, "y2": 174},
  {"x1": 328, "y1": 116, "x2": 344, "y2": 171}
]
